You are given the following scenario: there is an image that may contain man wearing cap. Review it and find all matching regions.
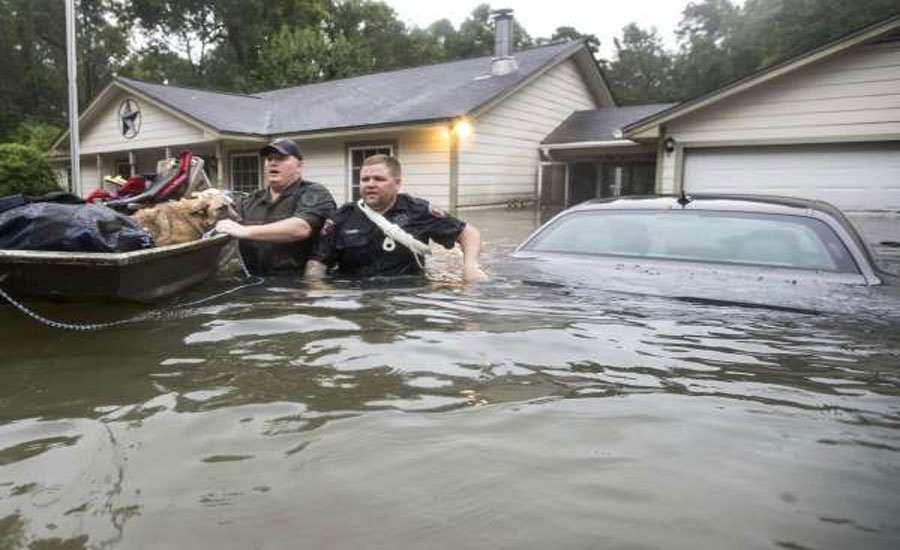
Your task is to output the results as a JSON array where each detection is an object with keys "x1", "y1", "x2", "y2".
[
  {"x1": 304, "y1": 154, "x2": 487, "y2": 283},
  {"x1": 215, "y1": 138, "x2": 336, "y2": 275}
]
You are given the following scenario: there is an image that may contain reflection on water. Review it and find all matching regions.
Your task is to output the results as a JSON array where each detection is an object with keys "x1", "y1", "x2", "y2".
[{"x1": 1, "y1": 208, "x2": 899, "y2": 549}]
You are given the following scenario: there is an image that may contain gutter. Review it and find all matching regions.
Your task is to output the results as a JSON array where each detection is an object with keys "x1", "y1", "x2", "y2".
[{"x1": 541, "y1": 139, "x2": 641, "y2": 151}]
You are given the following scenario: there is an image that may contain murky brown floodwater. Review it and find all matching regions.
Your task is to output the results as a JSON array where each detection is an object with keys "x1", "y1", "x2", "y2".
[{"x1": 1, "y1": 207, "x2": 899, "y2": 550}]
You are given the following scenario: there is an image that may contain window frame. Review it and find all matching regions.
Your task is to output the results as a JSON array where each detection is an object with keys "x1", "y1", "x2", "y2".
[
  {"x1": 346, "y1": 143, "x2": 396, "y2": 202},
  {"x1": 230, "y1": 152, "x2": 262, "y2": 194}
]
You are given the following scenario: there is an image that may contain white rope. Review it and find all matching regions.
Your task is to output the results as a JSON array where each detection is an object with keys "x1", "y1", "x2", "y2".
[{"x1": 356, "y1": 199, "x2": 432, "y2": 258}]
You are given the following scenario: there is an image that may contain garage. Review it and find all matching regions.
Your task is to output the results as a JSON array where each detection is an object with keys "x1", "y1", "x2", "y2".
[{"x1": 683, "y1": 142, "x2": 900, "y2": 213}]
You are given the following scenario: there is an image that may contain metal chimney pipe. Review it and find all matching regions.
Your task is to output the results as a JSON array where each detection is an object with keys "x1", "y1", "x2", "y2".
[{"x1": 491, "y1": 9, "x2": 518, "y2": 76}]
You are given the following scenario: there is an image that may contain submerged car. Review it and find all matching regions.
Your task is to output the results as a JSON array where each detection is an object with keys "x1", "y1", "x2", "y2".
[{"x1": 507, "y1": 195, "x2": 897, "y2": 313}]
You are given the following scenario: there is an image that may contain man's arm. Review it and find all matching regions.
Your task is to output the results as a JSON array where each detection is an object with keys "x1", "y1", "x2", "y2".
[
  {"x1": 456, "y1": 224, "x2": 488, "y2": 283},
  {"x1": 215, "y1": 217, "x2": 312, "y2": 242}
]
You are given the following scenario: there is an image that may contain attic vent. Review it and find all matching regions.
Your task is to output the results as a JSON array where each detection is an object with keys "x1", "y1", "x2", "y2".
[{"x1": 491, "y1": 9, "x2": 518, "y2": 76}]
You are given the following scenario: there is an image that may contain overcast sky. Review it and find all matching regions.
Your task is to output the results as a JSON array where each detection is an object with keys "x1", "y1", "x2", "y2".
[{"x1": 382, "y1": 0, "x2": 705, "y2": 58}]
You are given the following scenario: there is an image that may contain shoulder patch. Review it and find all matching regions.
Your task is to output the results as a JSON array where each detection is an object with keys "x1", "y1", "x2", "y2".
[
  {"x1": 320, "y1": 219, "x2": 335, "y2": 236},
  {"x1": 428, "y1": 204, "x2": 447, "y2": 218},
  {"x1": 300, "y1": 191, "x2": 321, "y2": 207}
]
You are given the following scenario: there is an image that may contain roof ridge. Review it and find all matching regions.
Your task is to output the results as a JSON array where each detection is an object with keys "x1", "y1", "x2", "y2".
[
  {"x1": 117, "y1": 76, "x2": 266, "y2": 100},
  {"x1": 256, "y1": 40, "x2": 582, "y2": 96}
]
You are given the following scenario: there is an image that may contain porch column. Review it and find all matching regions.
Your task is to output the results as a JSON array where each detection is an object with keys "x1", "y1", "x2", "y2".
[
  {"x1": 95, "y1": 154, "x2": 102, "y2": 189},
  {"x1": 216, "y1": 141, "x2": 225, "y2": 189},
  {"x1": 128, "y1": 150, "x2": 136, "y2": 176},
  {"x1": 449, "y1": 126, "x2": 459, "y2": 214},
  {"x1": 563, "y1": 163, "x2": 570, "y2": 207}
]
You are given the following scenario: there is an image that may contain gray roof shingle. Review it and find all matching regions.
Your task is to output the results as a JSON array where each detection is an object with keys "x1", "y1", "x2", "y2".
[
  {"x1": 118, "y1": 40, "x2": 585, "y2": 136},
  {"x1": 542, "y1": 104, "x2": 675, "y2": 144}
]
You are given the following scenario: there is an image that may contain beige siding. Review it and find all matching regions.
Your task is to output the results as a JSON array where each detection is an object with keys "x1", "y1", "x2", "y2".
[
  {"x1": 668, "y1": 41, "x2": 900, "y2": 143},
  {"x1": 78, "y1": 158, "x2": 100, "y2": 195},
  {"x1": 458, "y1": 59, "x2": 602, "y2": 207},
  {"x1": 299, "y1": 125, "x2": 452, "y2": 208},
  {"x1": 80, "y1": 91, "x2": 212, "y2": 155}
]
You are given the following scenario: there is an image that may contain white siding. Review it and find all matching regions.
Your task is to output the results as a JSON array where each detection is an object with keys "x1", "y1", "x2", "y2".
[
  {"x1": 80, "y1": 91, "x2": 212, "y2": 155},
  {"x1": 658, "y1": 40, "x2": 900, "y2": 194},
  {"x1": 299, "y1": 126, "x2": 452, "y2": 208},
  {"x1": 683, "y1": 143, "x2": 900, "y2": 212},
  {"x1": 458, "y1": 59, "x2": 602, "y2": 207},
  {"x1": 668, "y1": 41, "x2": 900, "y2": 143}
]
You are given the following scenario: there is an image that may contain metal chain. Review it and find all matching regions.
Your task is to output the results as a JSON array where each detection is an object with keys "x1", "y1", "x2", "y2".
[{"x1": 0, "y1": 233, "x2": 263, "y2": 331}]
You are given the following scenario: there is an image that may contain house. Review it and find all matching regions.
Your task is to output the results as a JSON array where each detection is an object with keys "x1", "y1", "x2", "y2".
[
  {"x1": 51, "y1": 11, "x2": 615, "y2": 212},
  {"x1": 620, "y1": 14, "x2": 900, "y2": 246}
]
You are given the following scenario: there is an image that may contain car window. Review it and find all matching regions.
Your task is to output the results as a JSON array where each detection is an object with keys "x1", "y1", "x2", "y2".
[{"x1": 521, "y1": 210, "x2": 860, "y2": 274}]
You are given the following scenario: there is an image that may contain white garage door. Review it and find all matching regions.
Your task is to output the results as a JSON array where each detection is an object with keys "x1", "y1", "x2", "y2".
[{"x1": 683, "y1": 142, "x2": 900, "y2": 213}]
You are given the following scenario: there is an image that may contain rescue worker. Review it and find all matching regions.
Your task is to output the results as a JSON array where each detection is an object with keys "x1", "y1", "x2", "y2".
[
  {"x1": 215, "y1": 138, "x2": 336, "y2": 275},
  {"x1": 304, "y1": 154, "x2": 486, "y2": 282}
]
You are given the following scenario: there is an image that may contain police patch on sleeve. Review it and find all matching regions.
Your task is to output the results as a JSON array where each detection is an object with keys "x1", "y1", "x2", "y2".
[
  {"x1": 320, "y1": 219, "x2": 335, "y2": 236},
  {"x1": 301, "y1": 190, "x2": 321, "y2": 207},
  {"x1": 428, "y1": 204, "x2": 447, "y2": 218}
]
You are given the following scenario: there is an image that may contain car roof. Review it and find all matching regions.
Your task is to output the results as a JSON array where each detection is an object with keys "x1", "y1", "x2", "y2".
[
  {"x1": 543, "y1": 194, "x2": 883, "y2": 284},
  {"x1": 567, "y1": 194, "x2": 843, "y2": 217}
]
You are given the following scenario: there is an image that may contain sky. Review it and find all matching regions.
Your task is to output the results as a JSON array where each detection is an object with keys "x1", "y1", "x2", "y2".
[{"x1": 382, "y1": 0, "x2": 699, "y2": 58}]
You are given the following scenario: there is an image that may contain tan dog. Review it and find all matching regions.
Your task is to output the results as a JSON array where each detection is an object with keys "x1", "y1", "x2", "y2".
[{"x1": 131, "y1": 188, "x2": 239, "y2": 247}]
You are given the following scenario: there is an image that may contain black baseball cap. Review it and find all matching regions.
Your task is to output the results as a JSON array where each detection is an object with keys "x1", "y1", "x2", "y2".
[{"x1": 260, "y1": 138, "x2": 303, "y2": 159}]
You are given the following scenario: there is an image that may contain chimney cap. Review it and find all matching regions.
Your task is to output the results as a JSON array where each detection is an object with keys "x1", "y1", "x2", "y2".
[{"x1": 491, "y1": 8, "x2": 514, "y2": 19}]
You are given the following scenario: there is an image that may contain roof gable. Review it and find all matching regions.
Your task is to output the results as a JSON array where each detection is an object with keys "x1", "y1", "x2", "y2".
[{"x1": 623, "y1": 14, "x2": 900, "y2": 138}]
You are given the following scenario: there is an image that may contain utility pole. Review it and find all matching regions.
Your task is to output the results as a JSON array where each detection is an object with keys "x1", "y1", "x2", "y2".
[{"x1": 65, "y1": 0, "x2": 81, "y2": 196}]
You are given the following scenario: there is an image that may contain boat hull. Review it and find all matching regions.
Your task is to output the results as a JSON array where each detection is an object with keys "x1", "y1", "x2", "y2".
[{"x1": 0, "y1": 234, "x2": 233, "y2": 302}]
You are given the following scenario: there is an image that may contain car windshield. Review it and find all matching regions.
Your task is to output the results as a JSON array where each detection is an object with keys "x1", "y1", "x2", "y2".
[{"x1": 521, "y1": 210, "x2": 860, "y2": 274}]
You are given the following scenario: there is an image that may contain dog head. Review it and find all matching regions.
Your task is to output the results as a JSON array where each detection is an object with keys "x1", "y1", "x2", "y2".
[
  {"x1": 130, "y1": 188, "x2": 239, "y2": 247},
  {"x1": 188, "y1": 188, "x2": 240, "y2": 228}
]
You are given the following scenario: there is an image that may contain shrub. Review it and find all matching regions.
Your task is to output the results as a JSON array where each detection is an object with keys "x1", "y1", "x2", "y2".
[{"x1": 0, "y1": 143, "x2": 63, "y2": 197}]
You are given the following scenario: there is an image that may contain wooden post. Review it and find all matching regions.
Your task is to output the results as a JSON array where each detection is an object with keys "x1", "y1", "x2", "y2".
[
  {"x1": 95, "y1": 154, "x2": 102, "y2": 190},
  {"x1": 449, "y1": 126, "x2": 459, "y2": 214},
  {"x1": 216, "y1": 141, "x2": 225, "y2": 189}
]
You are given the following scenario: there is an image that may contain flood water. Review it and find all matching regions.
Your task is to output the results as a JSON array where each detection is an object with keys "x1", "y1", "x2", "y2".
[{"x1": 1, "y1": 208, "x2": 899, "y2": 549}]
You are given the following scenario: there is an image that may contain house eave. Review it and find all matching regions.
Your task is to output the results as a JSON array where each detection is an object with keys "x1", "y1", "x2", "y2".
[{"x1": 622, "y1": 14, "x2": 900, "y2": 138}]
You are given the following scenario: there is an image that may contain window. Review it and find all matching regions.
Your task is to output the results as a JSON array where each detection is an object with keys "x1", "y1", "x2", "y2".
[
  {"x1": 522, "y1": 210, "x2": 859, "y2": 274},
  {"x1": 115, "y1": 158, "x2": 131, "y2": 179},
  {"x1": 231, "y1": 153, "x2": 261, "y2": 193},
  {"x1": 348, "y1": 145, "x2": 394, "y2": 201}
]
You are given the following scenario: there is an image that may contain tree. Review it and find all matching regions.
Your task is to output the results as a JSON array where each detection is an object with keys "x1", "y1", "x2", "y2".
[
  {"x1": 672, "y1": 0, "x2": 741, "y2": 99},
  {"x1": 0, "y1": 143, "x2": 61, "y2": 196},
  {"x1": 606, "y1": 23, "x2": 677, "y2": 104},
  {"x1": 546, "y1": 26, "x2": 600, "y2": 58}
]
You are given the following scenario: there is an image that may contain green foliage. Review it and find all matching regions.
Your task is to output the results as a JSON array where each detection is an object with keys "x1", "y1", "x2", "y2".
[
  {"x1": 8, "y1": 121, "x2": 63, "y2": 151},
  {"x1": 606, "y1": 24, "x2": 677, "y2": 104},
  {"x1": 0, "y1": 143, "x2": 61, "y2": 197},
  {"x1": 609, "y1": 0, "x2": 900, "y2": 104}
]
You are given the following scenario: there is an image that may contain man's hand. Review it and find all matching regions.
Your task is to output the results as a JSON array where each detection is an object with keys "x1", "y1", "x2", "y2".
[
  {"x1": 462, "y1": 262, "x2": 489, "y2": 283},
  {"x1": 215, "y1": 219, "x2": 249, "y2": 239}
]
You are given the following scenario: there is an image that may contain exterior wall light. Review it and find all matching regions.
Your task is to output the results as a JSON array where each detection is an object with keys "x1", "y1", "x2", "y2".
[
  {"x1": 454, "y1": 120, "x2": 473, "y2": 139},
  {"x1": 663, "y1": 136, "x2": 676, "y2": 153}
]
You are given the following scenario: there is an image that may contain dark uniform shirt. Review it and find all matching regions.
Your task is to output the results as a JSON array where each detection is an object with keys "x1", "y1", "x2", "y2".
[
  {"x1": 311, "y1": 193, "x2": 466, "y2": 278},
  {"x1": 237, "y1": 179, "x2": 335, "y2": 275}
]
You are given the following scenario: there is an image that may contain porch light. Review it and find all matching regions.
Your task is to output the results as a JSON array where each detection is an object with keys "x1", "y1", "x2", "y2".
[{"x1": 454, "y1": 120, "x2": 473, "y2": 139}]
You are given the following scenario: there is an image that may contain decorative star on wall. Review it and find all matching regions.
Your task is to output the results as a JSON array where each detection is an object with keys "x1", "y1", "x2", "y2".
[{"x1": 119, "y1": 99, "x2": 141, "y2": 139}]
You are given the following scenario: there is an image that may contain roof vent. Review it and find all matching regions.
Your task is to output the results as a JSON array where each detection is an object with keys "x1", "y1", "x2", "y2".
[{"x1": 491, "y1": 9, "x2": 518, "y2": 76}]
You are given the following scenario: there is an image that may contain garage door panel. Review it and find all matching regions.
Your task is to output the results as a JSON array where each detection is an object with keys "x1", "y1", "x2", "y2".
[{"x1": 683, "y1": 143, "x2": 900, "y2": 212}]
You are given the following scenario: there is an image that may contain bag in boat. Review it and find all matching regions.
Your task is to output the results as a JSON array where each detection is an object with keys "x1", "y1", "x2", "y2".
[{"x1": 0, "y1": 201, "x2": 154, "y2": 252}]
